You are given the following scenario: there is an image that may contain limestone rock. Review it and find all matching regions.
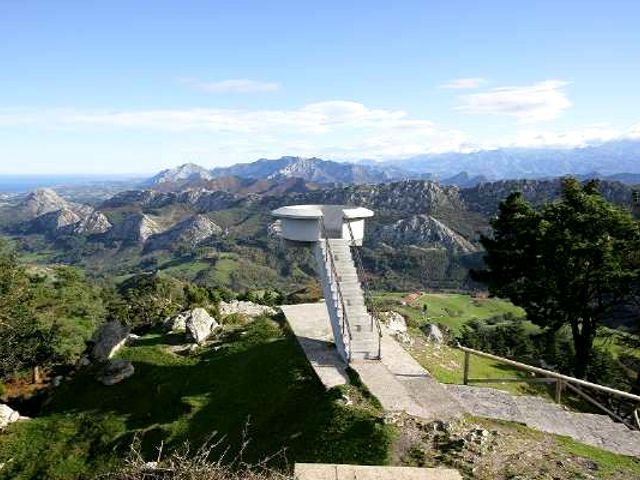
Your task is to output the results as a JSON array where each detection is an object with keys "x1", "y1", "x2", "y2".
[
  {"x1": 97, "y1": 359, "x2": 135, "y2": 386},
  {"x1": 219, "y1": 300, "x2": 277, "y2": 318},
  {"x1": 29, "y1": 207, "x2": 82, "y2": 233},
  {"x1": 164, "y1": 311, "x2": 190, "y2": 332},
  {"x1": 422, "y1": 323, "x2": 445, "y2": 344},
  {"x1": 380, "y1": 311, "x2": 407, "y2": 334},
  {"x1": 89, "y1": 321, "x2": 130, "y2": 362},
  {"x1": 0, "y1": 404, "x2": 21, "y2": 430},
  {"x1": 186, "y1": 308, "x2": 219, "y2": 344},
  {"x1": 379, "y1": 214, "x2": 477, "y2": 253},
  {"x1": 145, "y1": 215, "x2": 222, "y2": 251},
  {"x1": 71, "y1": 210, "x2": 112, "y2": 235},
  {"x1": 107, "y1": 213, "x2": 161, "y2": 243},
  {"x1": 19, "y1": 188, "x2": 70, "y2": 219}
]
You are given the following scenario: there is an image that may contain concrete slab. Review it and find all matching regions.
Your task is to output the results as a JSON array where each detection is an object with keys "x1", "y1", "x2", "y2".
[
  {"x1": 281, "y1": 303, "x2": 349, "y2": 389},
  {"x1": 283, "y1": 303, "x2": 465, "y2": 420},
  {"x1": 294, "y1": 463, "x2": 462, "y2": 480}
]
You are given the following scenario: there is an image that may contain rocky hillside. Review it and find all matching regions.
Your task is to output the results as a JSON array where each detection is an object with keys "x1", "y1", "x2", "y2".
[
  {"x1": 0, "y1": 176, "x2": 634, "y2": 292},
  {"x1": 145, "y1": 215, "x2": 223, "y2": 252},
  {"x1": 143, "y1": 163, "x2": 213, "y2": 187}
]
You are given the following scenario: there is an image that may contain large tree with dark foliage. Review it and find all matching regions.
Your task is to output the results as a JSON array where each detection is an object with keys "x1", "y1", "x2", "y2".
[{"x1": 474, "y1": 178, "x2": 640, "y2": 378}]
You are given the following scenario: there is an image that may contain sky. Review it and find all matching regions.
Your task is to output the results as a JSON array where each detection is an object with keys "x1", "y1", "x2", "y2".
[{"x1": 1, "y1": 0, "x2": 639, "y2": 174}]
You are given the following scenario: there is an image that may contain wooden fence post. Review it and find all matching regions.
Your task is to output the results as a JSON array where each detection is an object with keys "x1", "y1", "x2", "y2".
[
  {"x1": 555, "y1": 379, "x2": 563, "y2": 403},
  {"x1": 463, "y1": 351, "x2": 470, "y2": 385}
]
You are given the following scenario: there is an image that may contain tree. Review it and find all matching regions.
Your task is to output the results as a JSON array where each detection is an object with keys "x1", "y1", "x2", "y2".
[
  {"x1": 0, "y1": 246, "x2": 59, "y2": 382},
  {"x1": 474, "y1": 178, "x2": 640, "y2": 378}
]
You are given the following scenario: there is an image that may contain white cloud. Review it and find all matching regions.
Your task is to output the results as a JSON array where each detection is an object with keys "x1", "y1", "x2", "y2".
[
  {"x1": 2, "y1": 100, "x2": 638, "y2": 167},
  {"x1": 0, "y1": 102, "x2": 469, "y2": 161},
  {"x1": 182, "y1": 78, "x2": 280, "y2": 93},
  {"x1": 456, "y1": 80, "x2": 572, "y2": 122},
  {"x1": 440, "y1": 77, "x2": 486, "y2": 89},
  {"x1": 510, "y1": 123, "x2": 640, "y2": 149}
]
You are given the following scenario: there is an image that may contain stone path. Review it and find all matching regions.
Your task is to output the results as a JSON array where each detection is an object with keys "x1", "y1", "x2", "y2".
[
  {"x1": 447, "y1": 384, "x2": 640, "y2": 457},
  {"x1": 281, "y1": 303, "x2": 349, "y2": 389},
  {"x1": 294, "y1": 463, "x2": 462, "y2": 480}
]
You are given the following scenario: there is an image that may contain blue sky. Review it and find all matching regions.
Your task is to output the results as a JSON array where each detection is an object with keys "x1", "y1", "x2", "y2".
[{"x1": 1, "y1": 0, "x2": 639, "y2": 174}]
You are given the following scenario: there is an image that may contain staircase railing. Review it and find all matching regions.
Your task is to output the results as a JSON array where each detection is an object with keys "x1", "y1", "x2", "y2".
[
  {"x1": 459, "y1": 345, "x2": 640, "y2": 430},
  {"x1": 345, "y1": 221, "x2": 382, "y2": 359},
  {"x1": 319, "y1": 219, "x2": 353, "y2": 361}
]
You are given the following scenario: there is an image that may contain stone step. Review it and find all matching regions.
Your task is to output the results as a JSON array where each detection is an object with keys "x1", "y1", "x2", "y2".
[{"x1": 294, "y1": 463, "x2": 462, "y2": 480}]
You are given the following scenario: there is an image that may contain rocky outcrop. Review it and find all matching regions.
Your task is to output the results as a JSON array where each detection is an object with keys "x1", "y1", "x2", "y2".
[
  {"x1": 219, "y1": 300, "x2": 278, "y2": 318},
  {"x1": 29, "y1": 207, "x2": 82, "y2": 233},
  {"x1": 379, "y1": 311, "x2": 408, "y2": 334},
  {"x1": 70, "y1": 210, "x2": 112, "y2": 235},
  {"x1": 145, "y1": 215, "x2": 222, "y2": 251},
  {"x1": 144, "y1": 163, "x2": 213, "y2": 187},
  {"x1": 107, "y1": 213, "x2": 161, "y2": 243},
  {"x1": 97, "y1": 359, "x2": 135, "y2": 386},
  {"x1": 18, "y1": 188, "x2": 71, "y2": 219},
  {"x1": 164, "y1": 311, "x2": 190, "y2": 332},
  {"x1": 378, "y1": 214, "x2": 477, "y2": 253},
  {"x1": 186, "y1": 308, "x2": 219, "y2": 344},
  {"x1": 422, "y1": 323, "x2": 445, "y2": 344},
  {"x1": 0, "y1": 404, "x2": 27, "y2": 430},
  {"x1": 88, "y1": 321, "x2": 130, "y2": 362}
]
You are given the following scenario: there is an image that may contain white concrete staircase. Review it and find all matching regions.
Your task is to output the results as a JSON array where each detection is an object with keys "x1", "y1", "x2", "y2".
[{"x1": 314, "y1": 238, "x2": 380, "y2": 361}]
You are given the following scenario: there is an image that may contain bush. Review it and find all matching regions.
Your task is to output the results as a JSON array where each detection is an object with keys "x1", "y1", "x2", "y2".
[{"x1": 99, "y1": 439, "x2": 293, "y2": 480}]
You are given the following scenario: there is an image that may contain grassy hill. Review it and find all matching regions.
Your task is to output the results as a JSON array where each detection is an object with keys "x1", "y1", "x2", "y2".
[{"x1": 0, "y1": 317, "x2": 393, "y2": 479}]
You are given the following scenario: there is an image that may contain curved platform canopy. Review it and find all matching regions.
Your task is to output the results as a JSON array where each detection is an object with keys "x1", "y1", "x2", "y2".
[{"x1": 272, "y1": 204, "x2": 374, "y2": 243}]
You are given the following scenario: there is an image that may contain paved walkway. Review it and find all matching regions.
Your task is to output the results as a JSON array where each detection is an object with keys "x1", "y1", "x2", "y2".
[
  {"x1": 281, "y1": 303, "x2": 465, "y2": 421},
  {"x1": 281, "y1": 303, "x2": 349, "y2": 389},
  {"x1": 447, "y1": 384, "x2": 640, "y2": 457},
  {"x1": 294, "y1": 463, "x2": 462, "y2": 480}
]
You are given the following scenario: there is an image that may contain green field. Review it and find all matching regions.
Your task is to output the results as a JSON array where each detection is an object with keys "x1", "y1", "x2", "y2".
[
  {"x1": 0, "y1": 317, "x2": 393, "y2": 480},
  {"x1": 374, "y1": 292, "x2": 527, "y2": 333}
]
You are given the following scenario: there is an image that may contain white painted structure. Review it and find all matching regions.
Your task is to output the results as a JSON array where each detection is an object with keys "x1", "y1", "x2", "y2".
[
  {"x1": 272, "y1": 204, "x2": 381, "y2": 362},
  {"x1": 271, "y1": 204, "x2": 373, "y2": 245}
]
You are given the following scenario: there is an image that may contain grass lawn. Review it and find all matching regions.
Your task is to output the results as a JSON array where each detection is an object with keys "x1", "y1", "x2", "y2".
[
  {"x1": 408, "y1": 336, "x2": 551, "y2": 397},
  {"x1": 0, "y1": 317, "x2": 394, "y2": 480},
  {"x1": 374, "y1": 292, "x2": 527, "y2": 333}
]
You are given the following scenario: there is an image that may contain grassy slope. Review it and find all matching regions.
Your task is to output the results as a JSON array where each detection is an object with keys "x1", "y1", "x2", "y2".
[
  {"x1": 375, "y1": 292, "x2": 526, "y2": 333},
  {"x1": 374, "y1": 292, "x2": 539, "y2": 395},
  {"x1": 0, "y1": 318, "x2": 393, "y2": 480}
]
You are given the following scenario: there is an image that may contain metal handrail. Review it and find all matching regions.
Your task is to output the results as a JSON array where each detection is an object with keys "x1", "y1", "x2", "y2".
[
  {"x1": 319, "y1": 219, "x2": 353, "y2": 360},
  {"x1": 345, "y1": 221, "x2": 382, "y2": 359},
  {"x1": 459, "y1": 345, "x2": 640, "y2": 429}
]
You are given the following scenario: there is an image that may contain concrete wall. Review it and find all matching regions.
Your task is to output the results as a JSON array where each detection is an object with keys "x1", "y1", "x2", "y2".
[{"x1": 280, "y1": 217, "x2": 321, "y2": 242}]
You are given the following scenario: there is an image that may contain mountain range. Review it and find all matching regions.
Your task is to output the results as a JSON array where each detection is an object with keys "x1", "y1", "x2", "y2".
[
  {"x1": 1, "y1": 171, "x2": 637, "y2": 293},
  {"x1": 141, "y1": 139, "x2": 640, "y2": 190}
]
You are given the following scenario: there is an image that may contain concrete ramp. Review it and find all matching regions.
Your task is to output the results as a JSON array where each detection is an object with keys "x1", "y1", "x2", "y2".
[
  {"x1": 294, "y1": 463, "x2": 462, "y2": 480},
  {"x1": 281, "y1": 303, "x2": 349, "y2": 389}
]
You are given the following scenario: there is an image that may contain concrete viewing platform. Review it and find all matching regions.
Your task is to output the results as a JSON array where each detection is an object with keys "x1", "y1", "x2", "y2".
[{"x1": 294, "y1": 463, "x2": 462, "y2": 480}]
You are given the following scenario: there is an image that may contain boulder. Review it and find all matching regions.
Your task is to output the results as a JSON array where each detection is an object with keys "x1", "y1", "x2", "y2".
[
  {"x1": 0, "y1": 404, "x2": 23, "y2": 430},
  {"x1": 186, "y1": 308, "x2": 219, "y2": 344},
  {"x1": 381, "y1": 311, "x2": 408, "y2": 334},
  {"x1": 97, "y1": 359, "x2": 135, "y2": 386},
  {"x1": 164, "y1": 311, "x2": 190, "y2": 332},
  {"x1": 422, "y1": 323, "x2": 445, "y2": 344},
  {"x1": 219, "y1": 300, "x2": 277, "y2": 318},
  {"x1": 89, "y1": 321, "x2": 130, "y2": 362}
]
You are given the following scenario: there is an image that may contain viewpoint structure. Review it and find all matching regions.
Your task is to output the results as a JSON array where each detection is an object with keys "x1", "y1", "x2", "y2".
[{"x1": 272, "y1": 204, "x2": 381, "y2": 363}]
